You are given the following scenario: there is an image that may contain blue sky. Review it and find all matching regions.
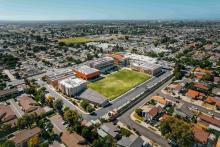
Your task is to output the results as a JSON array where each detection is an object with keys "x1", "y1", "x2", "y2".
[{"x1": 0, "y1": 0, "x2": 219, "y2": 20}]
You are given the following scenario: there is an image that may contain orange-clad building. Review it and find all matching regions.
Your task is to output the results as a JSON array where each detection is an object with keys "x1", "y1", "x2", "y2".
[
  {"x1": 108, "y1": 53, "x2": 129, "y2": 66},
  {"x1": 72, "y1": 65, "x2": 100, "y2": 80}
]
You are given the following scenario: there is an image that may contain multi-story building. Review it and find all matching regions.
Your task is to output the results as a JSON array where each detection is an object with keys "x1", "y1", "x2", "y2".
[
  {"x1": 89, "y1": 57, "x2": 116, "y2": 73},
  {"x1": 46, "y1": 69, "x2": 75, "y2": 88},
  {"x1": 108, "y1": 53, "x2": 129, "y2": 66},
  {"x1": 58, "y1": 77, "x2": 87, "y2": 97},
  {"x1": 130, "y1": 60, "x2": 162, "y2": 76},
  {"x1": 72, "y1": 65, "x2": 100, "y2": 80}
]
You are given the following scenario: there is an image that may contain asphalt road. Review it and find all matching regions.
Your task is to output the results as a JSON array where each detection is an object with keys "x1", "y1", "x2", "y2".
[
  {"x1": 117, "y1": 78, "x2": 173, "y2": 147},
  {"x1": 37, "y1": 69, "x2": 172, "y2": 121},
  {"x1": 159, "y1": 91, "x2": 220, "y2": 118}
]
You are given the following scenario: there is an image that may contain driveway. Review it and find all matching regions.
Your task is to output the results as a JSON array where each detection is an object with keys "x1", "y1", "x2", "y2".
[
  {"x1": 50, "y1": 114, "x2": 66, "y2": 133},
  {"x1": 9, "y1": 99, "x2": 24, "y2": 118}
]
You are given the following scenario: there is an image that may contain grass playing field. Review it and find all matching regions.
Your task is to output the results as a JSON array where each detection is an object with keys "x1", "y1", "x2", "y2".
[
  {"x1": 58, "y1": 37, "x2": 97, "y2": 44},
  {"x1": 88, "y1": 69, "x2": 151, "y2": 100}
]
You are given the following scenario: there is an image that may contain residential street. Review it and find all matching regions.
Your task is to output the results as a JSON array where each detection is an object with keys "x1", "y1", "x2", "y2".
[
  {"x1": 159, "y1": 91, "x2": 220, "y2": 118},
  {"x1": 117, "y1": 77, "x2": 173, "y2": 147}
]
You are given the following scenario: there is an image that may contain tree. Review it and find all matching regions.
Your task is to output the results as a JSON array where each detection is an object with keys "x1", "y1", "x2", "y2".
[
  {"x1": 135, "y1": 108, "x2": 142, "y2": 116},
  {"x1": 53, "y1": 99, "x2": 63, "y2": 113},
  {"x1": 28, "y1": 135, "x2": 39, "y2": 147},
  {"x1": 160, "y1": 116, "x2": 194, "y2": 147},
  {"x1": 0, "y1": 140, "x2": 15, "y2": 147},
  {"x1": 17, "y1": 113, "x2": 37, "y2": 129},
  {"x1": 86, "y1": 105, "x2": 95, "y2": 113},
  {"x1": 64, "y1": 109, "x2": 81, "y2": 125},
  {"x1": 39, "y1": 141, "x2": 49, "y2": 147},
  {"x1": 81, "y1": 127, "x2": 91, "y2": 139},
  {"x1": 45, "y1": 95, "x2": 54, "y2": 107},
  {"x1": 80, "y1": 100, "x2": 89, "y2": 109}
]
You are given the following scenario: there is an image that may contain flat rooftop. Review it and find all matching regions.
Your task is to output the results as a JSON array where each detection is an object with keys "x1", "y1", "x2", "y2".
[
  {"x1": 131, "y1": 60, "x2": 162, "y2": 70},
  {"x1": 79, "y1": 88, "x2": 108, "y2": 105},
  {"x1": 59, "y1": 77, "x2": 87, "y2": 88},
  {"x1": 90, "y1": 57, "x2": 114, "y2": 66},
  {"x1": 125, "y1": 53, "x2": 157, "y2": 63},
  {"x1": 73, "y1": 65, "x2": 99, "y2": 75},
  {"x1": 47, "y1": 68, "x2": 75, "y2": 81}
]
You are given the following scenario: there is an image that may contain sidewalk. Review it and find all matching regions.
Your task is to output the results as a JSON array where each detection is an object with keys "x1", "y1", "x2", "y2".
[
  {"x1": 161, "y1": 88, "x2": 219, "y2": 112},
  {"x1": 130, "y1": 112, "x2": 161, "y2": 135}
]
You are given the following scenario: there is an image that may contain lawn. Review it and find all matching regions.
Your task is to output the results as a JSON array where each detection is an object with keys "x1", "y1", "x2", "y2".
[
  {"x1": 88, "y1": 69, "x2": 150, "y2": 100},
  {"x1": 58, "y1": 37, "x2": 98, "y2": 44}
]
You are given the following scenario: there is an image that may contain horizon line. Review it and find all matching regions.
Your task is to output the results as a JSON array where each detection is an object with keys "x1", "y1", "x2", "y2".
[{"x1": 0, "y1": 19, "x2": 220, "y2": 22}]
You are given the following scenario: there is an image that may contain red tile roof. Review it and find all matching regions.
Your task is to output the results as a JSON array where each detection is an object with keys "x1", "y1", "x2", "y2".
[
  {"x1": 194, "y1": 83, "x2": 209, "y2": 91},
  {"x1": 198, "y1": 114, "x2": 220, "y2": 127},
  {"x1": 194, "y1": 67, "x2": 210, "y2": 74},
  {"x1": 148, "y1": 106, "x2": 165, "y2": 118},
  {"x1": 186, "y1": 89, "x2": 205, "y2": 99},
  {"x1": 204, "y1": 96, "x2": 215, "y2": 104},
  {"x1": 193, "y1": 126, "x2": 209, "y2": 144}
]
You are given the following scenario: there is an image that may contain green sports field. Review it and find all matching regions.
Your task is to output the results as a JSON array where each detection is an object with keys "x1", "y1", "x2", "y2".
[
  {"x1": 59, "y1": 37, "x2": 97, "y2": 44},
  {"x1": 88, "y1": 69, "x2": 151, "y2": 100}
]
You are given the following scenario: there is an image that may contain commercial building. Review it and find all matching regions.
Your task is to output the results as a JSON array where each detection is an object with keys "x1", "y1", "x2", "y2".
[
  {"x1": 125, "y1": 53, "x2": 157, "y2": 64},
  {"x1": 46, "y1": 69, "x2": 75, "y2": 88},
  {"x1": 72, "y1": 65, "x2": 100, "y2": 80},
  {"x1": 108, "y1": 53, "x2": 129, "y2": 66},
  {"x1": 124, "y1": 53, "x2": 162, "y2": 76},
  {"x1": 130, "y1": 60, "x2": 162, "y2": 76},
  {"x1": 89, "y1": 57, "x2": 116, "y2": 73},
  {"x1": 58, "y1": 77, "x2": 87, "y2": 97}
]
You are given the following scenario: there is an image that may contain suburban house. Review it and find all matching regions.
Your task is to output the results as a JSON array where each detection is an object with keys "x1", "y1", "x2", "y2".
[
  {"x1": 117, "y1": 135, "x2": 146, "y2": 147},
  {"x1": 175, "y1": 105, "x2": 194, "y2": 120},
  {"x1": 166, "y1": 83, "x2": 183, "y2": 94},
  {"x1": 0, "y1": 104, "x2": 17, "y2": 127},
  {"x1": 151, "y1": 95, "x2": 170, "y2": 108},
  {"x1": 194, "y1": 83, "x2": 209, "y2": 91},
  {"x1": 98, "y1": 122, "x2": 120, "y2": 139},
  {"x1": 10, "y1": 127, "x2": 41, "y2": 147},
  {"x1": 0, "y1": 88, "x2": 23, "y2": 100},
  {"x1": 18, "y1": 95, "x2": 44, "y2": 114},
  {"x1": 61, "y1": 131, "x2": 89, "y2": 147},
  {"x1": 198, "y1": 114, "x2": 220, "y2": 128},
  {"x1": 142, "y1": 106, "x2": 165, "y2": 122},
  {"x1": 193, "y1": 126, "x2": 210, "y2": 146},
  {"x1": 186, "y1": 89, "x2": 206, "y2": 100}
]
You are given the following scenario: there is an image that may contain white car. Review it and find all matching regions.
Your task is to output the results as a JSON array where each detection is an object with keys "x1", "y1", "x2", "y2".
[{"x1": 208, "y1": 112, "x2": 214, "y2": 116}]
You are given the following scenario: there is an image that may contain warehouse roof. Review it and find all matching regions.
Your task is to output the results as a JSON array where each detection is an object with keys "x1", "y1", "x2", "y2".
[{"x1": 79, "y1": 88, "x2": 108, "y2": 106}]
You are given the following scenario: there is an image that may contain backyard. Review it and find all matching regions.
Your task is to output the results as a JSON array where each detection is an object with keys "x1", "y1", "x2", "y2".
[{"x1": 88, "y1": 69, "x2": 150, "y2": 100}]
